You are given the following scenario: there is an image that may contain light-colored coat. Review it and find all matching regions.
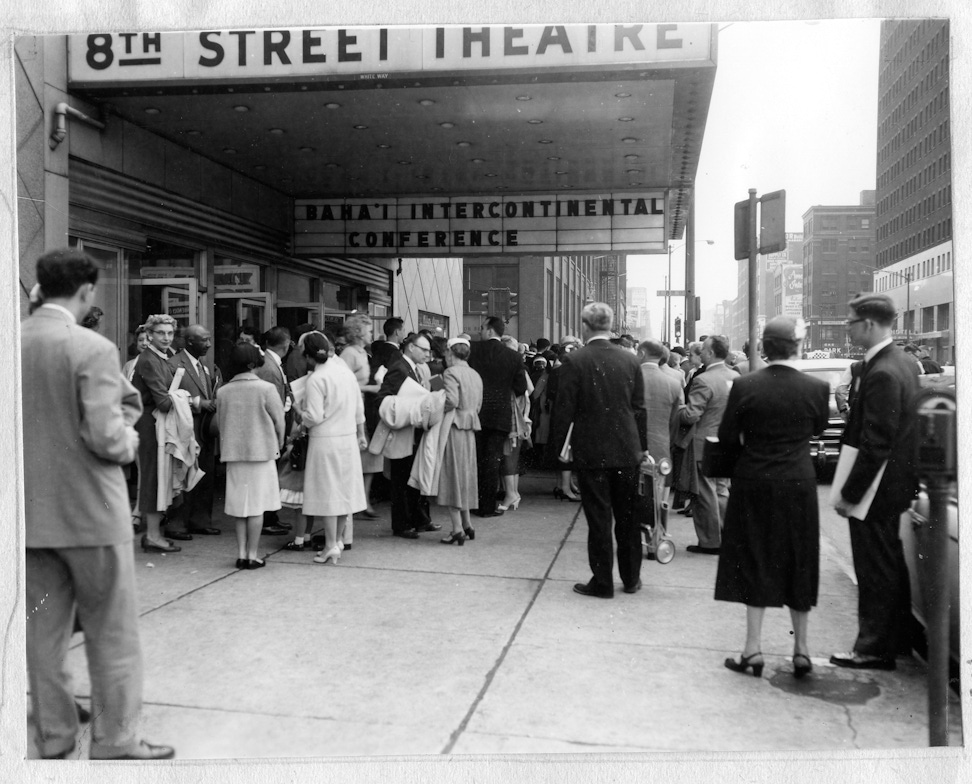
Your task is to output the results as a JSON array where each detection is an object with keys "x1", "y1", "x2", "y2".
[
  {"x1": 640, "y1": 362, "x2": 684, "y2": 464},
  {"x1": 21, "y1": 306, "x2": 140, "y2": 547},
  {"x1": 216, "y1": 373, "x2": 285, "y2": 462},
  {"x1": 679, "y1": 361, "x2": 738, "y2": 453}
]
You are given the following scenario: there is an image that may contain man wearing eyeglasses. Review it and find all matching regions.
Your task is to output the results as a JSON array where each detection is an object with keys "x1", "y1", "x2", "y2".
[
  {"x1": 830, "y1": 293, "x2": 919, "y2": 671},
  {"x1": 375, "y1": 333, "x2": 438, "y2": 538}
]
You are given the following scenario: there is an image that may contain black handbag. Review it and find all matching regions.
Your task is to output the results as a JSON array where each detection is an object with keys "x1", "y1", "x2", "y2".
[
  {"x1": 289, "y1": 434, "x2": 309, "y2": 472},
  {"x1": 701, "y1": 436, "x2": 740, "y2": 478}
]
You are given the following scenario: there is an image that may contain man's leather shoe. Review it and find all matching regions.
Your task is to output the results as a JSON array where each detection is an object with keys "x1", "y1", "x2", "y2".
[
  {"x1": 188, "y1": 527, "x2": 221, "y2": 535},
  {"x1": 415, "y1": 523, "x2": 442, "y2": 532},
  {"x1": 472, "y1": 510, "x2": 504, "y2": 518},
  {"x1": 829, "y1": 651, "x2": 896, "y2": 670},
  {"x1": 90, "y1": 740, "x2": 176, "y2": 760},
  {"x1": 163, "y1": 529, "x2": 193, "y2": 541},
  {"x1": 623, "y1": 579, "x2": 643, "y2": 594},
  {"x1": 686, "y1": 545, "x2": 721, "y2": 555},
  {"x1": 573, "y1": 581, "x2": 614, "y2": 599},
  {"x1": 393, "y1": 529, "x2": 419, "y2": 539},
  {"x1": 261, "y1": 524, "x2": 288, "y2": 535}
]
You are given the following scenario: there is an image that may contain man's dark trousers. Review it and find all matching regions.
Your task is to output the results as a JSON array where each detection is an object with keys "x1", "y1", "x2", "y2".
[
  {"x1": 475, "y1": 428, "x2": 508, "y2": 515},
  {"x1": 576, "y1": 467, "x2": 642, "y2": 591},
  {"x1": 848, "y1": 512, "x2": 912, "y2": 658}
]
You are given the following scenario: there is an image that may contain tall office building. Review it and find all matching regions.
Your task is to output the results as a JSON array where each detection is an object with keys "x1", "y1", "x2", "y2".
[
  {"x1": 873, "y1": 20, "x2": 953, "y2": 361},
  {"x1": 801, "y1": 192, "x2": 877, "y2": 356}
]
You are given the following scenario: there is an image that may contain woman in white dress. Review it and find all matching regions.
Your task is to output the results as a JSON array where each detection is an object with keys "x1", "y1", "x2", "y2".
[
  {"x1": 299, "y1": 333, "x2": 369, "y2": 565},
  {"x1": 216, "y1": 342, "x2": 285, "y2": 570}
]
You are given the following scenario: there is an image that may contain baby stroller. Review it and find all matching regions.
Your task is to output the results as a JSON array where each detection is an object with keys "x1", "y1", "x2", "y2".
[{"x1": 639, "y1": 454, "x2": 675, "y2": 564}]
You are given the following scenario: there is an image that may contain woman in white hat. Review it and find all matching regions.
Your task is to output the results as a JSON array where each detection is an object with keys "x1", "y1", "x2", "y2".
[{"x1": 436, "y1": 337, "x2": 484, "y2": 544}]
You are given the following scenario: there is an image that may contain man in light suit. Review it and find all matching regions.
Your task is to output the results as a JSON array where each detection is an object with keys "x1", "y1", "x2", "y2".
[
  {"x1": 468, "y1": 315, "x2": 528, "y2": 517},
  {"x1": 637, "y1": 339, "x2": 685, "y2": 470},
  {"x1": 165, "y1": 324, "x2": 221, "y2": 538},
  {"x1": 831, "y1": 294, "x2": 919, "y2": 670},
  {"x1": 22, "y1": 249, "x2": 175, "y2": 760},
  {"x1": 678, "y1": 334, "x2": 737, "y2": 554},
  {"x1": 375, "y1": 333, "x2": 438, "y2": 538},
  {"x1": 254, "y1": 325, "x2": 293, "y2": 535},
  {"x1": 551, "y1": 302, "x2": 649, "y2": 598}
]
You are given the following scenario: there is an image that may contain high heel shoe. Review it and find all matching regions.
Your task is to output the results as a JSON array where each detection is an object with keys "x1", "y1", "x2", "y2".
[
  {"x1": 497, "y1": 495, "x2": 521, "y2": 512},
  {"x1": 140, "y1": 536, "x2": 181, "y2": 553},
  {"x1": 313, "y1": 546, "x2": 341, "y2": 565},
  {"x1": 463, "y1": 527, "x2": 475, "y2": 541},
  {"x1": 724, "y1": 652, "x2": 764, "y2": 678},
  {"x1": 440, "y1": 531, "x2": 465, "y2": 546},
  {"x1": 792, "y1": 653, "x2": 813, "y2": 679},
  {"x1": 553, "y1": 486, "x2": 564, "y2": 500},
  {"x1": 561, "y1": 489, "x2": 581, "y2": 502}
]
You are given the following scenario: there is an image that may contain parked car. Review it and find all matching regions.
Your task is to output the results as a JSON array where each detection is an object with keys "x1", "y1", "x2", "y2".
[
  {"x1": 900, "y1": 375, "x2": 959, "y2": 675},
  {"x1": 792, "y1": 358, "x2": 854, "y2": 479}
]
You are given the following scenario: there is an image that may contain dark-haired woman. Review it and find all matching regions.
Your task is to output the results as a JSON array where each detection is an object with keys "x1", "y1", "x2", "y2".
[
  {"x1": 716, "y1": 316, "x2": 830, "y2": 679},
  {"x1": 300, "y1": 333, "x2": 369, "y2": 565},
  {"x1": 216, "y1": 343, "x2": 286, "y2": 570}
]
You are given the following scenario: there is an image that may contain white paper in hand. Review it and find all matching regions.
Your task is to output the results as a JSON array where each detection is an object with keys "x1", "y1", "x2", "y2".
[{"x1": 829, "y1": 445, "x2": 887, "y2": 520}]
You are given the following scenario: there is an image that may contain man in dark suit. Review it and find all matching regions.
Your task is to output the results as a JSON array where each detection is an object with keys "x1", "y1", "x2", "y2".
[
  {"x1": 375, "y1": 333, "x2": 438, "y2": 538},
  {"x1": 551, "y1": 302, "x2": 649, "y2": 598},
  {"x1": 22, "y1": 249, "x2": 175, "y2": 760},
  {"x1": 831, "y1": 293, "x2": 919, "y2": 670},
  {"x1": 468, "y1": 316, "x2": 528, "y2": 517},
  {"x1": 254, "y1": 325, "x2": 293, "y2": 535},
  {"x1": 370, "y1": 316, "x2": 405, "y2": 374},
  {"x1": 165, "y1": 324, "x2": 222, "y2": 539}
]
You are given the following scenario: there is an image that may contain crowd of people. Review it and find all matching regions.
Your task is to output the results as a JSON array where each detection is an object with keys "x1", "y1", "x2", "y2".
[{"x1": 22, "y1": 247, "x2": 926, "y2": 760}]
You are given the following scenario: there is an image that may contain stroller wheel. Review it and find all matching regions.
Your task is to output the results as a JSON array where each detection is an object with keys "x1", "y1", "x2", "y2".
[{"x1": 656, "y1": 539, "x2": 676, "y2": 564}]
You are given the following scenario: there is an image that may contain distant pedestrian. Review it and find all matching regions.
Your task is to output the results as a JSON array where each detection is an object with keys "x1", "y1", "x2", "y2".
[{"x1": 217, "y1": 342, "x2": 285, "y2": 570}]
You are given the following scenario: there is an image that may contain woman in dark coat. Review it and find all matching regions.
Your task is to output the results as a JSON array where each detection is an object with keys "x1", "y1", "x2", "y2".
[
  {"x1": 716, "y1": 316, "x2": 830, "y2": 679},
  {"x1": 131, "y1": 313, "x2": 179, "y2": 553}
]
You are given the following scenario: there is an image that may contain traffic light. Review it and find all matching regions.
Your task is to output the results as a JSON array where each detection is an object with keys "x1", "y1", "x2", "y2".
[
  {"x1": 508, "y1": 290, "x2": 518, "y2": 318},
  {"x1": 674, "y1": 316, "x2": 682, "y2": 339}
]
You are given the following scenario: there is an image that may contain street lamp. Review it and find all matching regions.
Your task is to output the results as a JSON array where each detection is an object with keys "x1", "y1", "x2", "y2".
[{"x1": 667, "y1": 239, "x2": 714, "y2": 345}]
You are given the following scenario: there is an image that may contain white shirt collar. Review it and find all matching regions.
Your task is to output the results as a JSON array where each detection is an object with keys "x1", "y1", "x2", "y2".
[
  {"x1": 265, "y1": 349, "x2": 282, "y2": 368},
  {"x1": 147, "y1": 344, "x2": 170, "y2": 360},
  {"x1": 403, "y1": 354, "x2": 418, "y2": 372},
  {"x1": 39, "y1": 303, "x2": 77, "y2": 323},
  {"x1": 706, "y1": 360, "x2": 726, "y2": 369},
  {"x1": 865, "y1": 336, "x2": 894, "y2": 363},
  {"x1": 768, "y1": 359, "x2": 800, "y2": 369}
]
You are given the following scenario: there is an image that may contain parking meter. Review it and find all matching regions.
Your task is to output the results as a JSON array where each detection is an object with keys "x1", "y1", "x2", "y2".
[{"x1": 912, "y1": 388, "x2": 956, "y2": 746}]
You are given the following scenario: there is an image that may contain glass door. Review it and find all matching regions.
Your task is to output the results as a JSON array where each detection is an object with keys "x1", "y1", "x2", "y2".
[{"x1": 214, "y1": 293, "x2": 270, "y2": 377}]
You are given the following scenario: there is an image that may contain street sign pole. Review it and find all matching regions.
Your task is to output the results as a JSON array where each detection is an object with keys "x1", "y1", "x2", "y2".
[
  {"x1": 747, "y1": 189, "x2": 763, "y2": 372},
  {"x1": 685, "y1": 193, "x2": 696, "y2": 343}
]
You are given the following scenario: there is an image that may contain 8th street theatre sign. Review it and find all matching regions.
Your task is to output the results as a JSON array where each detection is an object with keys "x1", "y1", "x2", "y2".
[
  {"x1": 294, "y1": 192, "x2": 666, "y2": 256},
  {"x1": 68, "y1": 24, "x2": 712, "y2": 83}
]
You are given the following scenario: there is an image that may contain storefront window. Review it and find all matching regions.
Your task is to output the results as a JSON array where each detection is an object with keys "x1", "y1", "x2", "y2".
[
  {"x1": 69, "y1": 238, "x2": 123, "y2": 355},
  {"x1": 277, "y1": 269, "x2": 320, "y2": 335},
  {"x1": 128, "y1": 240, "x2": 200, "y2": 352}
]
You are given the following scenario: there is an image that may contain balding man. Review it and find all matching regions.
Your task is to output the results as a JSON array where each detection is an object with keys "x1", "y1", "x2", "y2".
[{"x1": 166, "y1": 325, "x2": 221, "y2": 538}]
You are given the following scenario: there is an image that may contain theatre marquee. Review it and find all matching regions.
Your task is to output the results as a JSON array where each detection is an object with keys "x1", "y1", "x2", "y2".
[{"x1": 294, "y1": 192, "x2": 667, "y2": 256}]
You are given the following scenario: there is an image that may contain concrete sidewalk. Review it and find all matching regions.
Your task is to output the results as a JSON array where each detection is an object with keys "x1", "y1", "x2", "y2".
[{"x1": 29, "y1": 471, "x2": 962, "y2": 758}]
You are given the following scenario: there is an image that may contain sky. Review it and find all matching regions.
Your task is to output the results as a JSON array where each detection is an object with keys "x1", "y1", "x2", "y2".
[{"x1": 625, "y1": 18, "x2": 882, "y2": 339}]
